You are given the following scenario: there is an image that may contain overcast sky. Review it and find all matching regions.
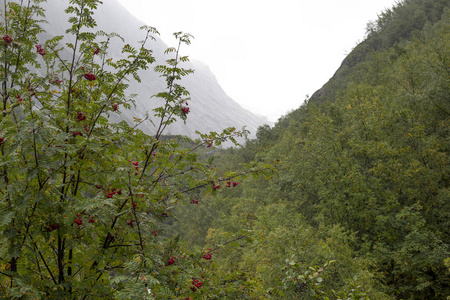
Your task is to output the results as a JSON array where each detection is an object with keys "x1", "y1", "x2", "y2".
[{"x1": 116, "y1": 0, "x2": 399, "y2": 122}]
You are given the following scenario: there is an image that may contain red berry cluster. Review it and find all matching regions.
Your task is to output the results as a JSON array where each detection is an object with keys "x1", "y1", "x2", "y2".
[
  {"x1": 45, "y1": 223, "x2": 60, "y2": 232},
  {"x1": 0, "y1": 137, "x2": 4, "y2": 145},
  {"x1": 73, "y1": 214, "x2": 83, "y2": 227},
  {"x1": 35, "y1": 44, "x2": 45, "y2": 56},
  {"x1": 113, "y1": 103, "x2": 118, "y2": 111},
  {"x1": 72, "y1": 131, "x2": 83, "y2": 137},
  {"x1": 181, "y1": 106, "x2": 189, "y2": 114},
  {"x1": 83, "y1": 73, "x2": 96, "y2": 81},
  {"x1": 16, "y1": 95, "x2": 23, "y2": 102},
  {"x1": 49, "y1": 79, "x2": 63, "y2": 84},
  {"x1": 77, "y1": 112, "x2": 86, "y2": 122},
  {"x1": 190, "y1": 198, "x2": 199, "y2": 204},
  {"x1": 2, "y1": 35, "x2": 13, "y2": 45},
  {"x1": 88, "y1": 216, "x2": 95, "y2": 223},
  {"x1": 93, "y1": 47, "x2": 100, "y2": 55},
  {"x1": 226, "y1": 181, "x2": 239, "y2": 187},
  {"x1": 190, "y1": 279, "x2": 203, "y2": 291},
  {"x1": 166, "y1": 257, "x2": 175, "y2": 266},
  {"x1": 213, "y1": 184, "x2": 220, "y2": 190},
  {"x1": 127, "y1": 219, "x2": 134, "y2": 227},
  {"x1": 84, "y1": 125, "x2": 89, "y2": 132},
  {"x1": 130, "y1": 159, "x2": 140, "y2": 175},
  {"x1": 105, "y1": 188, "x2": 121, "y2": 198},
  {"x1": 202, "y1": 249, "x2": 212, "y2": 260}
]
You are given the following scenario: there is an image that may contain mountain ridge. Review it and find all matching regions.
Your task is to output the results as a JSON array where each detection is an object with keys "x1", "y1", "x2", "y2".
[{"x1": 40, "y1": 0, "x2": 270, "y2": 141}]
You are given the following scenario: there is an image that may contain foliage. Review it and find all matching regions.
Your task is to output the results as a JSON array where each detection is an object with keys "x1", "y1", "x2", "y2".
[
  {"x1": 2, "y1": 0, "x2": 447, "y2": 299},
  {"x1": 173, "y1": 1, "x2": 450, "y2": 299},
  {"x1": 0, "y1": 0, "x2": 270, "y2": 298}
]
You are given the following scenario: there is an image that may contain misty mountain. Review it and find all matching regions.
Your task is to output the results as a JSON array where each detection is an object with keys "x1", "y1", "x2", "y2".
[{"x1": 40, "y1": 0, "x2": 269, "y2": 140}]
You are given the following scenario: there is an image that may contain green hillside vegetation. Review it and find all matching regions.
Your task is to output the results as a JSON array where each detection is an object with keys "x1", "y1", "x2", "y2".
[
  {"x1": 0, "y1": 1, "x2": 270, "y2": 298},
  {"x1": 1, "y1": 0, "x2": 448, "y2": 299},
  {"x1": 171, "y1": 0, "x2": 450, "y2": 299}
]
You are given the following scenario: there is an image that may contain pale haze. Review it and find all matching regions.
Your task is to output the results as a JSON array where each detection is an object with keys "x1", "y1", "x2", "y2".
[{"x1": 116, "y1": 0, "x2": 399, "y2": 122}]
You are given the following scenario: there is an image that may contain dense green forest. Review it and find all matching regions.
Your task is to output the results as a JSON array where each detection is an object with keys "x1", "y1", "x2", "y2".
[
  {"x1": 0, "y1": 0, "x2": 448, "y2": 299},
  {"x1": 169, "y1": 0, "x2": 450, "y2": 299}
]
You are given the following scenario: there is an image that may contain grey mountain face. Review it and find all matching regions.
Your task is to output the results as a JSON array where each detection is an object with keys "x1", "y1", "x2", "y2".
[{"x1": 39, "y1": 0, "x2": 269, "y2": 140}]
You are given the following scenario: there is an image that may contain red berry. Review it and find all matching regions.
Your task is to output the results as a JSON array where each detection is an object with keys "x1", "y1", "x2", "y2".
[
  {"x1": 45, "y1": 223, "x2": 60, "y2": 232},
  {"x1": 77, "y1": 112, "x2": 86, "y2": 122},
  {"x1": 73, "y1": 215, "x2": 83, "y2": 227},
  {"x1": 2, "y1": 35, "x2": 13, "y2": 45},
  {"x1": 35, "y1": 44, "x2": 46, "y2": 56},
  {"x1": 83, "y1": 73, "x2": 96, "y2": 81},
  {"x1": 166, "y1": 257, "x2": 175, "y2": 266},
  {"x1": 181, "y1": 106, "x2": 190, "y2": 114},
  {"x1": 191, "y1": 279, "x2": 203, "y2": 290},
  {"x1": 202, "y1": 253, "x2": 212, "y2": 260}
]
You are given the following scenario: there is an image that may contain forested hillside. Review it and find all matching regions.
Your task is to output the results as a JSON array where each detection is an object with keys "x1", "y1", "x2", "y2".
[
  {"x1": 0, "y1": 0, "x2": 448, "y2": 299},
  {"x1": 171, "y1": 0, "x2": 450, "y2": 299}
]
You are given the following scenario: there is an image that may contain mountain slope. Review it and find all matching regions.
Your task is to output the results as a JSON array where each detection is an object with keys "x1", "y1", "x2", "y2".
[
  {"x1": 40, "y1": 0, "x2": 269, "y2": 139},
  {"x1": 169, "y1": 0, "x2": 450, "y2": 298},
  {"x1": 309, "y1": 0, "x2": 449, "y2": 105}
]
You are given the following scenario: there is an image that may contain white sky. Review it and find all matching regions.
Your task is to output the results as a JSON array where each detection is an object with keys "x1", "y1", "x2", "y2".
[{"x1": 116, "y1": 0, "x2": 399, "y2": 122}]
